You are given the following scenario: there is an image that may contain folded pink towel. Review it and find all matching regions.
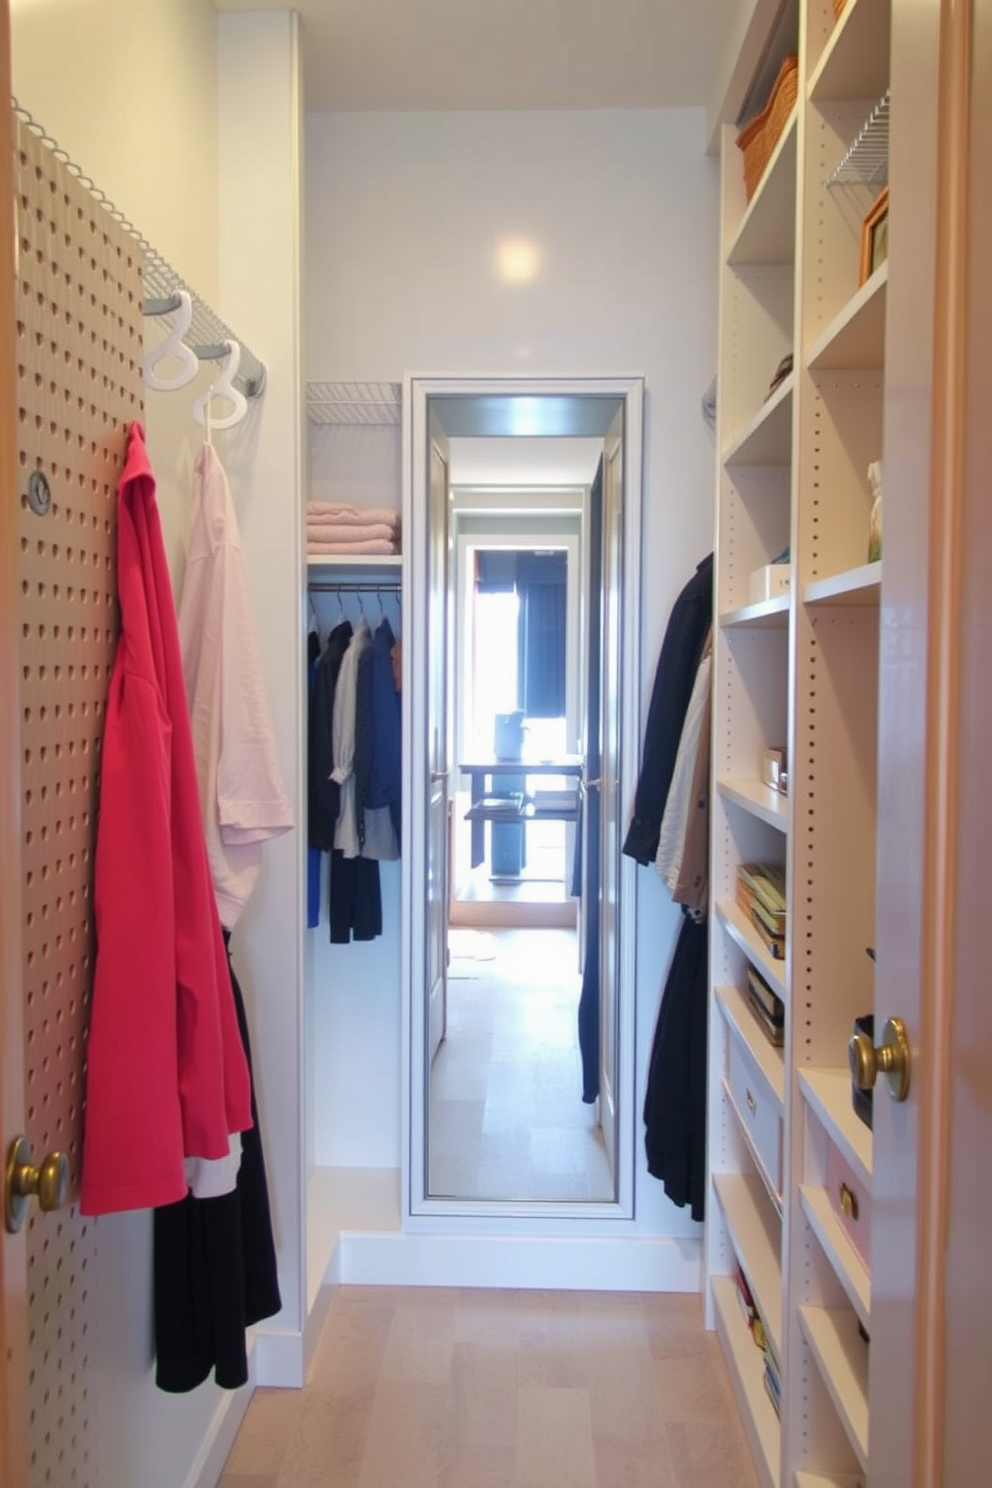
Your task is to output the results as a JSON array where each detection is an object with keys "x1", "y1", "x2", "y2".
[
  {"x1": 306, "y1": 502, "x2": 399, "y2": 527},
  {"x1": 306, "y1": 521, "x2": 396, "y2": 544},
  {"x1": 307, "y1": 538, "x2": 397, "y2": 555}
]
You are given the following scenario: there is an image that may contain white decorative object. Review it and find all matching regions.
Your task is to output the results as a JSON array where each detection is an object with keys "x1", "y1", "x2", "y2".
[
  {"x1": 749, "y1": 563, "x2": 792, "y2": 604},
  {"x1": 868, "y1": 459, "x2": 883, "y2": 562}
]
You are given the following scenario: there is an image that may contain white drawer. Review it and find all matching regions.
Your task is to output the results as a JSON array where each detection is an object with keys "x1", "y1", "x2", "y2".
[{"x1": 727, "y1": 1030, "x2": 783, "y2": 1198}]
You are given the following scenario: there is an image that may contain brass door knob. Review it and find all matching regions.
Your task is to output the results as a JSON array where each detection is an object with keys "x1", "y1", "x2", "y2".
[
  {"x1": 848, "y1": 1015, "x2": 911, "y2": 1102},
  {"x1": 4, "y1": 1136, "x2": 69, "y2": 1234}
]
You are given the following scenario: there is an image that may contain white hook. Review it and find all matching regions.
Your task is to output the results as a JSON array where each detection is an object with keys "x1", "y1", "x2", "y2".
[
  {"x1": 192, "y1": 339, "x2": 248, "y2": 432},
  {"x1": 142, "y1": 290, "x2": 199, "y2": 392}
]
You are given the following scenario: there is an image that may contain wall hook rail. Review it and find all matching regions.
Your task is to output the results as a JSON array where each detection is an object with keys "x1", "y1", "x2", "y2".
[{"x1": 13, "y1": 98, "x2": 268, "y2": 401}]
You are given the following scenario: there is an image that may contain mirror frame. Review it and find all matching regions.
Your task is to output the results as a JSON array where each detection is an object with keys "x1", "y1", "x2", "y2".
[{"x1": 402, "y1": 375, "x2": 644, "y2": 1224}]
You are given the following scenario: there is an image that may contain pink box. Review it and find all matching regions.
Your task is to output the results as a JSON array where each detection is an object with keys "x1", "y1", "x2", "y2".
[{"x1": 826, "y1": 1142, "x2": 871, "y2": 1271}]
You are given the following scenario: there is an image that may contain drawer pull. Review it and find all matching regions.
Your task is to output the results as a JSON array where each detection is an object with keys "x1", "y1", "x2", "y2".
[
  {"x1": 839, "y1": 1182, "x2": 860, "y2": 1221},
  {"x1": 745, "y1": 1088, "x2": 757, "y2": 1115}
]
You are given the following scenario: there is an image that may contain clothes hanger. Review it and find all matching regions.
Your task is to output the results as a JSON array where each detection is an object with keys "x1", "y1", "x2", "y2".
[
  {"x1": 192, "y1": 339, "x2": 248, "y2": 432},
  {"x1": 142, "y1": 290, "x2": 199, "y2": 392}
]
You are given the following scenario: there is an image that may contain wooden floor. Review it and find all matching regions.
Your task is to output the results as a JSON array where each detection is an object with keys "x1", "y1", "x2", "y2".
[
  {"x1": 218, "y1": 1287, "x2": 759, "y2": 1488},
  {"x1": 430, "y1": 928, "x2": 613, "y2": 1202}
]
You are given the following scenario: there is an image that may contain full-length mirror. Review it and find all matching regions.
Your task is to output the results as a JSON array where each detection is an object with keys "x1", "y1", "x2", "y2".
[{"x1": 405, "y1": 378, "x2": 643, "y2": 1215}]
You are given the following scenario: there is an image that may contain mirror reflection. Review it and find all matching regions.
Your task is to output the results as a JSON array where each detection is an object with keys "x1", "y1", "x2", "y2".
[{"x1": 423, "y1": 418, "x2": 625, "y2": 1205}]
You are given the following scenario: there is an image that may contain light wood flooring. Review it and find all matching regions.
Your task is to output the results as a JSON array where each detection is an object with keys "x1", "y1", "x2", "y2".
[
  {"x1": 218, "y1": 1286, "x2": 759, "y2": 1488},
  {"x1": 429, "y1": 928, "x2": 613, "y2": 1202}
]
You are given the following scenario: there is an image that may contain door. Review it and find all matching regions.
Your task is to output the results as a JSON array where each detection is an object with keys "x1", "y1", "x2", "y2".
[
  {"x1": 870, "y1": 2, "x2": 990, "y2": 1484},
  {"x1": 596, "y1": 411, "x2": 624, "y2": 1172},
  {"x1": 1, "y1": 9, "x2": 28, "y2": 1483},
  {"x1": 425, "y1": 415, "x2": 450, "y2": 1066}
]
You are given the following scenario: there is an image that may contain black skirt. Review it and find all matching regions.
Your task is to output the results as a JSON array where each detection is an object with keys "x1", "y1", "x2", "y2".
[{"x1": 154, "y1": 932, "x2": 281, "y2": 1393}]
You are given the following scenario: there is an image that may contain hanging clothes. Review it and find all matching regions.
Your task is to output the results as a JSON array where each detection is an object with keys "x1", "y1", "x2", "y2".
[
  {"x1": 309, "y1": 618, "x2": 353, "y2": 852},
  {"x1": 643, "y1": 913, "x2": 708, "y2": 1222},
  {"x1": 156, "y1": 441, "x2": 286, "y2": 1392},
  {"x1": 625, "y1": 555, "x2": 714, "y2": 1224},
  {"x1": 622, "y1": 554, "x2": 713, "y2": 866},
  {"x1": 332, "y1": 615, "x2": 372, "y2": 858},
  {"x1": 178, "y1": 442, "x2": 293, "y2": 931},
  {"x1": 655, "y1": 629, "x2": 713, "y2": 916},
  {"x1": 154, "y1": 930, "x2": 281, "y2": 1393},
  {"x1": 80, "y1": 424, "x2": 252, "y2": 1217},
  {"x1": 367, "y1": 617, "x2": 402, "y2": 846}
]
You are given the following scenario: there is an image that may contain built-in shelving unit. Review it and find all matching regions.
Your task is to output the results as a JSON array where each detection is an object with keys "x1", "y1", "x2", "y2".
[
  {"x1": 807, "y1": 264, "x2": 887, "y2": 371},
  {"x1": 798, "y1": 1306, "x2": 869, "y2": 1470},
  {"x1": 716, "y1": 985, "x2": 785, "y2": 1107},
  {"x1": 717, "y1": 901, "x2": 788, "y2": 1003},
  {"x1": 803, "y1": 562, "x2": 880, "y2": 607},
  {"x1": 708, "y1": 1, "x2": 890, "y2": 1481},
  {"x1": 714, "y1": 1173, "x2": 783, "y2": 1359},
  {"x1": 720, "y1": 594, "x2": 791, "y2": 629},
  {"x1": 723, "y1": 374, "x2": 794, "y2": 467},
  {"x1": 712, "y1": 1275, "x2": 781, "y2": 1488},
  {"x1": 727, "y1": 110, "x2": 798, "y2": 268},
  {"x1": 799, "y1": 1186, "x2": 870, "y2": 1330},
  {"x1": 799, "y1": 1069, "x2": 872, "y2": 1189},
  {"x1": 717, "y1": 778, "x2": 789, "y2": 831}
]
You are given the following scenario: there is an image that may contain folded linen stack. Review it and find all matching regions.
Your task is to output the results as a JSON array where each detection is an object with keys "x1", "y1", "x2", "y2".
[{"x1": 306, "y1": 502, "x2": 400, "y2": 556}]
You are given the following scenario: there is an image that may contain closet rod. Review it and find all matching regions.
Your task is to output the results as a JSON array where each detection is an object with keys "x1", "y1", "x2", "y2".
[
  {"x1": 309, "y1": 583, "x2": 401, "y2": 595},
  {"x1": 12, "y1": 99, "x2": 267, "y2": 401}
]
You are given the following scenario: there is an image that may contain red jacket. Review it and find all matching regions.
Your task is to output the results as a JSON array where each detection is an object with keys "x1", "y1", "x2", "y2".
[{"x1": 80, "y1": 425, "x2": 252, "y2": 1215}]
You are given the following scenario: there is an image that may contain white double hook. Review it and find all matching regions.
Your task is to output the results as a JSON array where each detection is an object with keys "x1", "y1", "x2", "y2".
[
  {"x1": 142, "y1": 290, "x2": 199, "y2": 392},
  {"x1": 192, "y1": 339, "x2": 248, "y2": 436}
]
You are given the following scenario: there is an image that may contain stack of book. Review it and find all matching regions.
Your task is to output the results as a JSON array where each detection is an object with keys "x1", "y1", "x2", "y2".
[
  {"x1": 746, "y1": 967, "x2": 785, "y2": 1047},
  {"x1": 736, "y1": 862, "x2": 787, "y2": 959},
  {"x1": 763, "y1": 1344, "x2": 782, "y2": 1418}
]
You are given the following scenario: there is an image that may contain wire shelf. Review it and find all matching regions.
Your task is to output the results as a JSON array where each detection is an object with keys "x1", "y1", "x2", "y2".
[
  {"x1": 307, "y1": 381, "x2": 402, "y2": 426},
  {"x1": 12, "y1": 98, "x2": 267, "y2": 400},
  {"x1": 825, "y1": 90, "x2": 890, "y2": 189}
]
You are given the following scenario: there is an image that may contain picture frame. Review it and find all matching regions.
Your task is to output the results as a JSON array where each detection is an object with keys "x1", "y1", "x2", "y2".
[{"x1": 859, "y1": 187, "x2": 890, "y2": 286}]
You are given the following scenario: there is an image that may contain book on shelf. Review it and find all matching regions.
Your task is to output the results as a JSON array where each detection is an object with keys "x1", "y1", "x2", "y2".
[
  {"x1": 737, "y1": 862, "x2": 787, "y2": 958},
  {"x1": 746, "y1": 967, "x2": 785, "y2": 1046}
]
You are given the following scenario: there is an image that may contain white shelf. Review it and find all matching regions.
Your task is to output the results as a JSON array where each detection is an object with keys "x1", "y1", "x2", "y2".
[
  {"x1": 307, "y1": 379, "x2": 402, "y2": 425},
  {"x1": 803, "y1": 562, "x2": 881, "y2": 607},
  {"x1": 799, "y1": 1185, "x2": 871, "y2": 1332},
  {"x1": 712, "y1": 1275, "x2": 781, "y2": 1488},
  {"x1": 720, "y1": 593, "x2": 791, "y2": 629},
  {"x1": 716, "y1": 985, "x2": 785, "y2": 1108},
  {"x1": 717, "y1": 900, "x2": 788, "y2": 1003},
  {"x1": 795, "y1": 1473, "x2": 865, "y2": 1488},
  {"x1": 718, "y1": 778, "x2": 789, "y2": 832},
  {"x1": 798, "y1": 1306, "x2": 869, "y2": 1470},
  {"x1": 723, "y1": 373, "x2": 794, "y2": 467},
  {"x1": 807, "y1": 264, "x2": 888, "y2": 371},
  {"x1": 728, "y1": 109, "x2": 798, "y2": 268},
  {"x1": 724, "y1": 1077, "x2": 784, "y2": 1216},
  {"x1": 714, "y1": 1173, "x2": 783, "y2": 1361},
  {"x1": 809, "y1": 0, "x2": 892, "y2": 104},
  {"x1": 799, "y1": 1069, "x2": 873, "y2": 1190}
]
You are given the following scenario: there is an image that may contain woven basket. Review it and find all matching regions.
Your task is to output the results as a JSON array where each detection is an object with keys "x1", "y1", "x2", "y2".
[{"x1": 736, "y1": 53, "x2": 799, "y2": 202}]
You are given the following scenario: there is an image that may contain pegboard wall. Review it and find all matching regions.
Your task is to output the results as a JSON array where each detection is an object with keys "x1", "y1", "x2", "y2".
[{"x1": 13, "y1": 110, "x2": 143, "y2": 1488}]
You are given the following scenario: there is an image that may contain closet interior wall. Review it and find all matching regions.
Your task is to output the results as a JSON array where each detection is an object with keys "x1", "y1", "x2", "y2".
[{"x1": 305, "y1": 404, "x2": 405, "y2": 1286}]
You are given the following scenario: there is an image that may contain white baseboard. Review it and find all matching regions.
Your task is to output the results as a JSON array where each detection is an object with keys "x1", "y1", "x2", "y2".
[
  {"x1": 337, "y1": 1230, "x2": 702, "y2": 1291},
  {"x1": 185, "y1": 1346, "x2": 255, "y2": 1488}
]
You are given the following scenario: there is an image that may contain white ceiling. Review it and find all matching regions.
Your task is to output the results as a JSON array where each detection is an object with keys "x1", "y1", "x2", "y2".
[
  {"x1": 214, "y1": 0, "x2": 731, "y2": 112},
  {"x1": 449, "y1": 437, "x2": 603, "y2": 487}
]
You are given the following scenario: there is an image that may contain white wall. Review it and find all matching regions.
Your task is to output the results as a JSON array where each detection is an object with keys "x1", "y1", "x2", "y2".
[
  {"x1": 215, "y1": 10, "x2": 306, "y2": 1387},
  {"x1": 11, "y1": 0, "x2": 219, "y2": 299},
  {"x1": 10, "y1": 0, "x2": 224, "y2": 584},
  {"x1": 305, "y1": 108, "x2": 719, "y2": 1240}
]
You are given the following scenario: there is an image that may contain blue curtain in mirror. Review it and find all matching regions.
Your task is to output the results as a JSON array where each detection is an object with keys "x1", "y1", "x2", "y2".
[{"x1": 515, "y1": 551, "x2": 566, "y2": 718}]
